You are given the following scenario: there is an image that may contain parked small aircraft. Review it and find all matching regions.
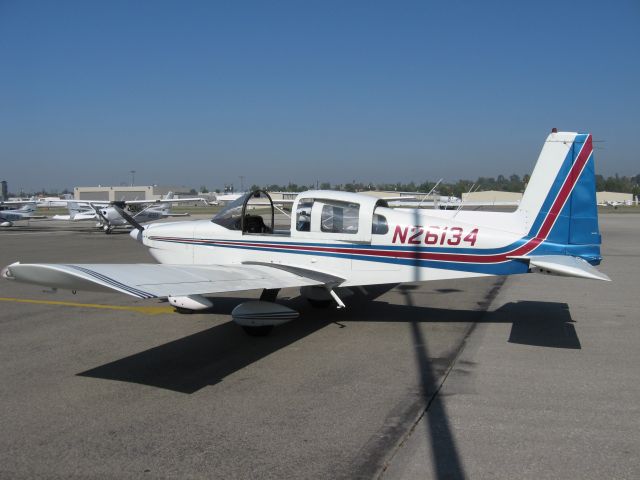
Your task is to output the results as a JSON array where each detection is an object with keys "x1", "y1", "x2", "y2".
[
  {"x1": 52, "y1": 192, "x2": 205, "y2": 233},
  {"x1": 3, "y1": 131, "x2": 610, "y2": 336},
  {"x1": 52, "y1": 202, "x2": 100, "y2": 222},
  {"x1": 0, "y1": 203, "x2": 40, "y2": 227}
]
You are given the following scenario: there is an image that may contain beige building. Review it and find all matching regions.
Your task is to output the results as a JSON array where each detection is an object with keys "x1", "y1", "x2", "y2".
[
  {"x1": 596, "y1": 191, "x2": 634, "y2": 205},
  {"x1": 462, "y1": 190, "x2": 523, "y2": 204},
  {"x1": 74, "y1": 186, "x2": 193, "y2": 202}
]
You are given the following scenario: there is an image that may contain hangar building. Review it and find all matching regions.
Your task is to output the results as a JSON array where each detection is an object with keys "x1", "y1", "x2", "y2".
[
  {"x1": 596, "y1": 191, "x2": 634, "y2": 205},
  {"x1": 74, "y1": 186, "x2": 193, "y2": 202}
]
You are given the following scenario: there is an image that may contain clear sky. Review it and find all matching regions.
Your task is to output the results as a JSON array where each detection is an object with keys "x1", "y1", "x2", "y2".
[{"x1": 1, "y1": 0, "x2": 638, "y2": 192}]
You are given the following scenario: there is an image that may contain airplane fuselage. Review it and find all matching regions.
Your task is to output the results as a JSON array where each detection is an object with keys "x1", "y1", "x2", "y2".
[{"x1": 141, "y1": 206, "x2": 531, "y2": 287}]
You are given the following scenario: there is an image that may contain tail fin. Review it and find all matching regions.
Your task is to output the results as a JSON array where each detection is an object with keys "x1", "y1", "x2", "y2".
[
  {"x1": 517, "y1": 131, "x2": 601, "y2": 264},
  {"x1": 18, "y1": 203, "x2": 36, "y2": 213},
  {"x1": 158, "y1": 191, "x2": 174, "y2": 210},
  {"x1": 68, "y1": 202, "x2": 85, "y2": 220}
]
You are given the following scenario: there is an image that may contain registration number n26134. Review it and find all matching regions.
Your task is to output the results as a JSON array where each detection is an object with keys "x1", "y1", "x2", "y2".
[{"x1": 392, "y1": 225, "x2": 479, "y2": 246}]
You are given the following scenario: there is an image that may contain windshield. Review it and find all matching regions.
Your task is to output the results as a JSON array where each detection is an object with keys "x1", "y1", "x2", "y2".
[{"x1": 211, "y1": 192, "x2": 252, "y2": 230}]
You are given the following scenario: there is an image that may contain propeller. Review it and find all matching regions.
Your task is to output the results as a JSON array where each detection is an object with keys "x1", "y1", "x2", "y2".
[{"x1": 111, "y1": 204, "x2": 145, "y2": 232}]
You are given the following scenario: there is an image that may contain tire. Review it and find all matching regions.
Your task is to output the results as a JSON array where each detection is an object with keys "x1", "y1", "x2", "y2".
[
  {"x1": 307, "y1": 298, "x2": 332, "y2": 309},
  {"x1": 242, "y1": 325, "x2": 274, "y2": 336}
]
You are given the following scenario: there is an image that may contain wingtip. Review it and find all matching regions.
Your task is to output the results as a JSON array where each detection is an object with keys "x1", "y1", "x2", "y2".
[{"x1": 1, "y1": 262, "x2": 19, "y2": 280}]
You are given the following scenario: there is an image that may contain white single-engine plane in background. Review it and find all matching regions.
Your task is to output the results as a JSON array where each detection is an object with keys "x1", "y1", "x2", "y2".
[
  {"x1": 0, "y1": 202, "x2": 42, "y2": 227},
  {"x1": 3, "y1": 131, "x2": 610, "y2": 335},
  {"x1": 52, "y1": 192, "x2": 206, "y2": 233}
]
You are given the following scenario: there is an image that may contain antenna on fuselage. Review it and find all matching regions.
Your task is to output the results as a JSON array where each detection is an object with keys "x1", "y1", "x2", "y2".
[
  {"x1": 453, "y1": 183, "x2": 480, "y2": 217},
  {"x1": 417, "y1": 178, "x2": 443, "y2": 209}
]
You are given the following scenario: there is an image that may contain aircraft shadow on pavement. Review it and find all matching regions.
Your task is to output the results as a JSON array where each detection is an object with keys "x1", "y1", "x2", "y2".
[
  {"x1": 357, "y1": 298, "x2": 581, "y2": 350},
  {"x1": 78, "y1": 285, "x2": 579, "y2": 395},
  {"x1": 78, "y1": 295, "x2": 334, "y2": 394},
  {"x1": 498, "y1": 300, "x2": 581, "y2": 349},
  {"x1": 75, "y1": 285, "x2": 579, "y2": 479}
]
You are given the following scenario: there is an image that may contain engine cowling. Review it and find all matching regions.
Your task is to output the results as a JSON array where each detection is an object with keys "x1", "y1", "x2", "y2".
[{"x1": 0, "y1": 221, "x2": 13, "y2": 227}]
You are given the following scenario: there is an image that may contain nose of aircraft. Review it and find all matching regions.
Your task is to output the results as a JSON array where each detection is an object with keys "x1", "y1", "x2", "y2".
[{"x1": 130, "y1": 225, "x2": 147, "y2": 242}]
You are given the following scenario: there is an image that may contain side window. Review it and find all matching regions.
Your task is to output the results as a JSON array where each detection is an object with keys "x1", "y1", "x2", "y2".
[
  {"x1": 372, "y1": 214, "x2": 388, "y2": 235},
  {"x1": 321, "y1": 202, "x2": 359, "y2": 234},
  {"x1": 296, "y1": 199, "x2": 313, "y2": 232}
]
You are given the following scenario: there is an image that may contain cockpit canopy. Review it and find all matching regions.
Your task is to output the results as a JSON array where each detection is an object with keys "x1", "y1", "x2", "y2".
[
  {"x1": 212, "y1": 189, "x2": 390, "y2": 242},
  {"x1": 212, "y1": 190, "x2": 274, "y2": 233}
]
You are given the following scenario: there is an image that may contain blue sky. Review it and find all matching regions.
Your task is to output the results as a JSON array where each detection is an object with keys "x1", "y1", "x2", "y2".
[{"x1": 1, "y1": 0, "x2": 638, "y2": 192}]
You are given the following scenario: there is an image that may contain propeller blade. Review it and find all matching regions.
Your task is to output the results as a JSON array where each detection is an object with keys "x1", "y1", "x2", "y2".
[{"x1": 111, "y1": 204, "x2": 145, "y2": 231}]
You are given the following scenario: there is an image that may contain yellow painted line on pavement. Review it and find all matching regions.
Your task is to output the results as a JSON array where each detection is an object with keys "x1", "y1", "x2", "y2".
[{"x1": 0, "y1": 297, "x2": 175, "y2": 315}]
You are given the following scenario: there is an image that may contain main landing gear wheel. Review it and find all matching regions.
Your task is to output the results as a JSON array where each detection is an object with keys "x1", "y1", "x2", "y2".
[{"x1": 241, "y1": 325, "x2": 274, "y2": 337}]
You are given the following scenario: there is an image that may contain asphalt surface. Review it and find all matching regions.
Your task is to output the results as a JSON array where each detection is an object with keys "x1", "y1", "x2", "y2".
[
  {"x1": 382, "y1": 214, "x2": 639, "y2": 480},
  {"x1": 0, "y1": 215, "x2": 637, "y2": 479}
]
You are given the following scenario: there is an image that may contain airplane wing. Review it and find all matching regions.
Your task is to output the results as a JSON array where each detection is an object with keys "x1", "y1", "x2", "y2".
[
  {"x1": 0, "y1": 199, "x2": 37, "y2": 206},
  {"x1": 52, "y1": 199, "x2": 110, "y2": 205},
  {"x1": 124, "y1": 197, "x2": 206, "y2": 205},
  {"x1": 2, "y1": 262, "x2": 344, "y2": 299}
]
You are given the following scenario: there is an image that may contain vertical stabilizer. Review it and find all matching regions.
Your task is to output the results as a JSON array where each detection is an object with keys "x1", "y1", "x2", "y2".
[{"x1": 517, "y1": 131, "x2": 601, "y2": 264}]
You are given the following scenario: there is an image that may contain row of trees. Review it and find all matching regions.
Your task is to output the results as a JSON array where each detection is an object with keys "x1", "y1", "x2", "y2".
[
  {"x1": 241, "y1": 173, "x2": 640, "y2": 198},
  {"x1": 11, "y1": 174, "x2": 640, "y2": 199}
]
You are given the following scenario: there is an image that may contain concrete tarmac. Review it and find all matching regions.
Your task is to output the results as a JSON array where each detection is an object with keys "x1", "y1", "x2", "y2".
[
  {"x1": 0, "y1": 215, "x2": 637, "y2": 479},
  {"x1": 383, "y1": 214, "x2": 639, "y2": 479}
]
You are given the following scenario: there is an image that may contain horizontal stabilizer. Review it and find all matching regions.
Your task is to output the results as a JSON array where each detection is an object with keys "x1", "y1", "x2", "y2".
[{"x1": 509, "y1": 255, "x2": 611, "y2": 281}]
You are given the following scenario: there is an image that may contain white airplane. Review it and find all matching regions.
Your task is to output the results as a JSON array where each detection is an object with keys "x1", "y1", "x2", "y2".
[
  {"x1": 2, "y1": 131, "x2": 610, "y2": 336},
  {"x1": 52, "y1": 192, "x2": 205, "y2": 233},
  {"x1": 0, "y1": 203, "x2": 41, "y2": 227},
  {"x1": 216, "y1": 192, "x2": 245, "y2": 203},
  {"x1": 35, "y1": 195, "x2": 75, "y2": 208},
  {"x1": 52, "y1": 202, "x2": 100, "y2": 222}
]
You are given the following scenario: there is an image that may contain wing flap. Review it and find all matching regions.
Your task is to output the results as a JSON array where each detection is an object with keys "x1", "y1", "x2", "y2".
[{"x1": 2, "y1": 262, "x2": 329, "y2": 298}]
